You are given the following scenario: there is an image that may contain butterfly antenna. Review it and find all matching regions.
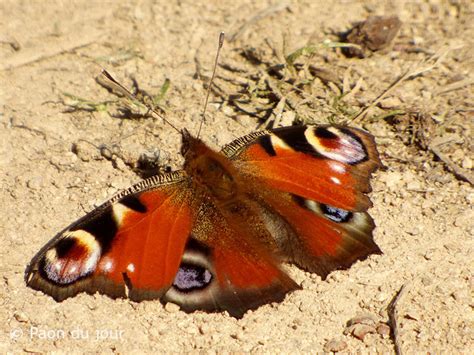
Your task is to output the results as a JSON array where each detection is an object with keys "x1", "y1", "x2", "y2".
[
  {"x1": 99, "y1": 69, "x2": 181, "y2": 134},
  {"x1": 197, "y1": 31, "x2": 225, "y2": 139}
]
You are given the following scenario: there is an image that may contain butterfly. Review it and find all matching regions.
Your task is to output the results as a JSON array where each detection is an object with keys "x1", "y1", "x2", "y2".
[{"x1": 26, "y1": 117, "x2": 382, "y2": 318}]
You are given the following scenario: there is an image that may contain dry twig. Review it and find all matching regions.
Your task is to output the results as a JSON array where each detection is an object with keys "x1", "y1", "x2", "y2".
[
  {"x1": 388, "y1": 283, "x2": 410, "y2": 355},
  {"x1": 1, "y1": 32, "x2": 101, "y2": 71},
  {"x1": 349, "y1": 46, "x2": 454, "y2": 124},
  {"x1": 434, "y1": 77, "x2": 474, "y2": 96},
  {"x1": 429, "y1": 143, "x2": 474, "y2": 185}
]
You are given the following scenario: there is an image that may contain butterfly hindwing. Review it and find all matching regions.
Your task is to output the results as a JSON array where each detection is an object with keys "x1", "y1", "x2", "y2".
[
  {"x1": 164, "y1": 197, "x2": 300, "y2": 318},
  {"x1": 222, "y1": 125, "x2": 382, "y2": 278},
  {"x1": 258, "y1": 189, "x2": 380, "y2": 277},
  {"x1": 26, "y1": 171, "x2": 197, "y2": 302}
]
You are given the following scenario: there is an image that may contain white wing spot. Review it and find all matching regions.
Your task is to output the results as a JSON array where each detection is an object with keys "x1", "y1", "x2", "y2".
[
  {"x1": 303, "y1": 199, "x2": 318, "y2": 213},
  {"x1": 304, "y1": 127, "x2": 325, "y2": 151},
  {"x1": 270, "y1": 134, "x2": 293, "y2": 151},
  {"x1": 113, "y1": 203, "x2": 133, "y2": 225},
  {"x1": 101, "y1": 259, "x2": 114, "y2": 273},
  {"x1": 126, "y1": 263, "x2": 135, "y2": 273},
  {"x1": 329, "y1": 161, "x2": 346, "y2": 174}
]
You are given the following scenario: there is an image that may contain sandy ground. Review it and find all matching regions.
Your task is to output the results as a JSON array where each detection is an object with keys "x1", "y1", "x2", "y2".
[{"x1": 1, "y1": 0, "x2": 473, "y2": 353}]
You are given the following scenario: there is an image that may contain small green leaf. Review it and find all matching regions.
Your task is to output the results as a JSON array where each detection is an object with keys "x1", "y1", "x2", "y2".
[{"x1": 153, "y1": 78, "x2": 171, "y2": 105}]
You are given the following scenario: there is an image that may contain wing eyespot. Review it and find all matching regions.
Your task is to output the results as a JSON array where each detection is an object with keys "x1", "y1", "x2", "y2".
[
  {"x1": 320, "y1": 204, "x2": 353, "y2": 223},
  {"x1": 173, "y1": 263, "x2": 213, "y2": 292},
  {"x1": 304, "y1": 126, "x2": 369, "y2": 165},
  {"x1": 291, "y1": 194, "x2": 353, "y2": 223},
  {"x1": 40, "y1": 230, "x2": 102, "y2": 285}
]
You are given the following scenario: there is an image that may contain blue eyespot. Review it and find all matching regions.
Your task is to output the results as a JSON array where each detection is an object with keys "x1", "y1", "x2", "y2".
[
  {"x1": 321, "y1": 204, "x2": 352, "y2": 223},
  {"x1": 173, "y1": 264, "x2": 213, "y2": 292}
]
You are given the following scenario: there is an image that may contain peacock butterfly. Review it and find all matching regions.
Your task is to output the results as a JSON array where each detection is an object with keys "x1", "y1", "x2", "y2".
[{"x1": 25, "y1": 37, "x2": 382, "y2": 318}]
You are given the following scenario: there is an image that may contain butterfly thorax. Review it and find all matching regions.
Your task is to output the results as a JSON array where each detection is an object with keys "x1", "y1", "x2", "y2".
[{"x1": 181, "y1": 132, "x2": 239, "y2": 202}]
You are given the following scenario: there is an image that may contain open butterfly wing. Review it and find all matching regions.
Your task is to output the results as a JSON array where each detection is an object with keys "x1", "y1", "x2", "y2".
[
  {"x1": 27, "y1": 170, "x2": 298, "y2": 317},
  {"x1": 26, "y1": 171, "x2": 196, "y2": 302},
  {"x1": 223, "y1": 126, "x2": 380, "y2": 211},
  {"x1": 258, "y1": 188, "x2": 380, "y2": 277},
  {"x1": 222, "y1": 125, "x2": 382, "y2": 277},
  {"x1": 163, "y1": 199, "x2": 300, "y2": 318}
]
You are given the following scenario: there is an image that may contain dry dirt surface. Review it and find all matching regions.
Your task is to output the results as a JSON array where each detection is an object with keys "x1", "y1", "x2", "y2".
[{"x1": 1, "y1": 0, "x2": 473, "y2": 353}]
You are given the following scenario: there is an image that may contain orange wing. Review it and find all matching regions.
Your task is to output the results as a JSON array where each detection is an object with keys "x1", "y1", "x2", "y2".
[
  {"x1": 26, "y1": 172, "x2": 197, "y2": 302},
  {"x1": 163, "y1": 198, "x2": 300, "y2": 318},
  {"x1": 222, "y1": 125, "x2": 382, "y2": 277},
  {"x1": 26, "y1": 170, "x2": 298, "y2": 318},
  {"x1": 259, "y1": 189, "x2": 380, "y2": 277}
]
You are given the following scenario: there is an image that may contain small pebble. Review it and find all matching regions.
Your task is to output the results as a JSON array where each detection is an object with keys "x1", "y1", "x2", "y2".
[
  {"x1": 14, "y1": 311, "x2": 29, "y2": 323},
  {"x1": 100, "y1": 145, "x2": 113, "y2": 160},
  {"x1": 379, "y1": 96, "x2": 402, "y2": 109},
  {"x1": 72, "y1": 141, "x2": 98, "y2": 162},
  {"x1": 451, "y1": 289, "x2": 469, "y2": 303},
  {"x1": 347, "y1": 314, "x2": 377, "y2": 327},
  {"x1": 421, "y1": 276, "x2": 433, "y2": 286},
  {"x1": 186, "y1": 325, "x2": 199, "y2": 335},
  {"x1": 451, "y1": 148, "x2": 464, "y2": 162},
  {"x1": 454, "y1": 210, "x2": 473, "y2": 228},
  {"x1": 423, "y1": 249, "x2": 436, "y2": 260},
  {"x1": 231, "y1": 331, "x2": 245, "y2": 341},
  {"x1": 342, "y1": 15, "x2": 401, "y2": 58},
  {"x1": 376, "y1": 323, "x2": 391, "y2": 337},
  {"x1": 64, "y1": 151, "x2": 78, "y2": 164},
  {"x1": 115, "y1": 158, "x2": 128, "y2": 171},
  {"x1": 462, "y1": 157, "x2": 472, "y2": 169},
  {"x1": 323, "y1": 338, "x2": 348, "y2": 352},
  {"x1": 148, "y1": 327, "x2": 160, "y2": 339},
  {"x1": 27, "y1": 176, "x2": 44, "y2": 190},
  {"x1": 280, "y1": 111, "x2": 296, "y2": 126},
  {"x1": 383, "y1": 172, "x2": 401, "y2": 191},
  {"x1": 411, "y1": 36, "x2": 425, "y2": 45},
  {"x1": 221, "y1": 104, "x2": 234, "y2": 116},
  {"x1": 466, "y1": 193, "x2": 474, "y2": 204},
  {"x1": 407, "y1": 226, "x2": 421, "y2": 236},
  {"x1": 421, "y1": 199, "x2": 434, "y2": 210},
  {"x1": 351, "y1": 324, "x2": 376, "y2": 340},
  {"x1": 404, "y1": 308, "x2": 421, "y2": 321}
]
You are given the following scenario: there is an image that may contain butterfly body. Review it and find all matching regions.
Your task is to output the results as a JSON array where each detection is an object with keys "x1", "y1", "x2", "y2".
[
  {"x1": 26, "y1": 125, "x2": 381, "y2": 318},
  {"x1": 182, "y1": 130, "x2": 241, "y2": 204}
]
